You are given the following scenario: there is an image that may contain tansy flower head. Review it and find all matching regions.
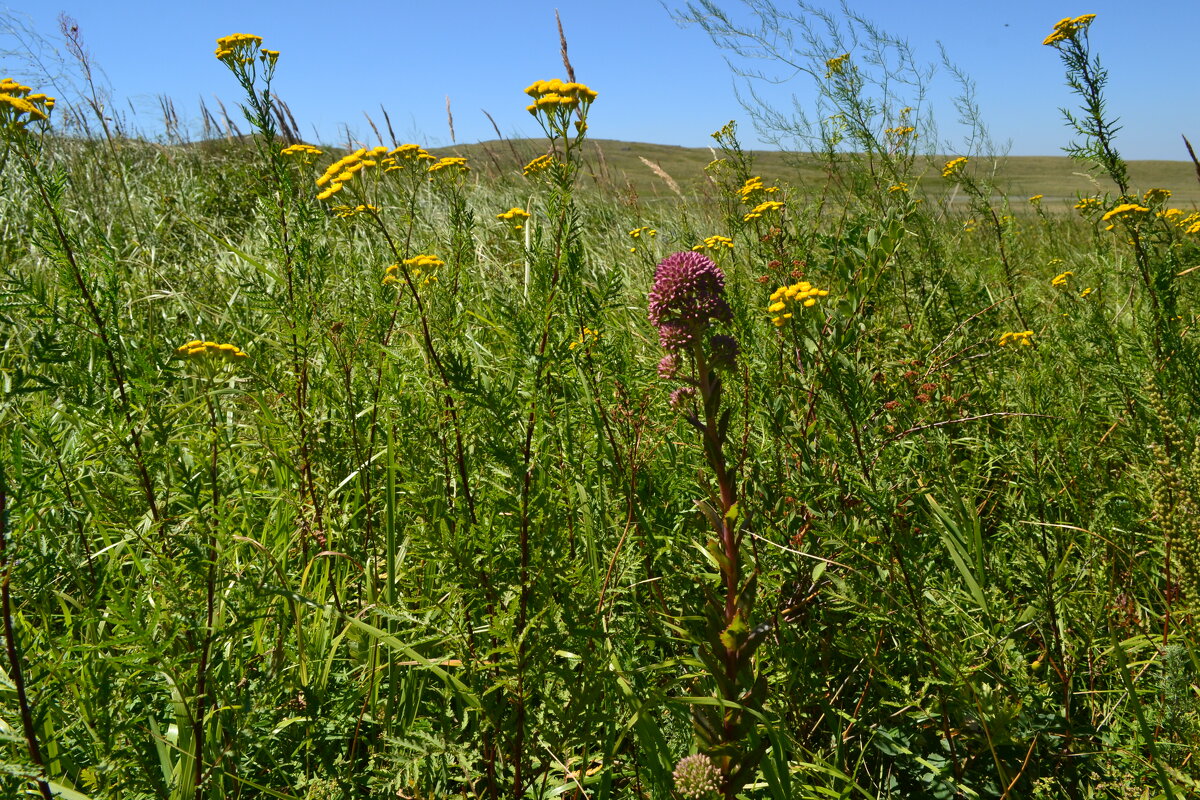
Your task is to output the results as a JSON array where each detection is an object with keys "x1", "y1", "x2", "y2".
[
  {"x1": 825, "y1": 53, "x2": 850, "y2": 77},
  {"x1": 1043, "y1": 13, "x2": 1096, "y2": 46},
  {"x1": 523, "y1": 154, "x2": 555, "y2": 176},
  {"x1": 0, "y1": 79, "x2": 54, "y2": 128},
  {"x1": 998, "y1": 330, "x2": 1034, "y2": 347},
  {"x1": 497, "y1": 207, "x2": 531, "y2": 231},
  {"x1": 175, "y1": 339, "x2": 249, "y2": 361},
  {"x1": 942, "y1": 156, "x2": 968, "y2": 178},
  {"x1": 428, "y1": 156, "x2": 469, "y2": 175},
  {"x1": 692, "y1": 235, "x2": 733, "y2": 252},
  {"x1": 1101, "y1": 203, "x2": 1149, "y2": 222},
  {"x1": 767, "y1": 279, "x2": 829, "y2": 326},
  {"x1": 744, "y1": 200, "x2": 785, "y2": 221},
  {"x1": 215, "y1": 33, "x2": 263, "y2": 63}
]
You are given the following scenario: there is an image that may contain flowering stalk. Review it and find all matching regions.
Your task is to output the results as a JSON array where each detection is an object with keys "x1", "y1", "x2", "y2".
[
  {"x1": 1044, "y1": 14, "x2": 1165, "y2": 353},
  {"x1": 650, "y1": 252, "x2": 767, "y2": 798}
]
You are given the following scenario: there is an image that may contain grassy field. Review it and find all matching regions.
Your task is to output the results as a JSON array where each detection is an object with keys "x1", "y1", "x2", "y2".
[
  {"x1": 434, "y1": 138, "x2": 1200, "y2": 207},
  {"x1": 2, "y1": 15, "x2": 1200, "y2": 800}
]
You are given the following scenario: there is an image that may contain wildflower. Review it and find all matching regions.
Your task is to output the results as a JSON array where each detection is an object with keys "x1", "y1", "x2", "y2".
[
  {"x1": 825, "y1": 53, "x2": 850, "y2": 77},
  {"x1": 524, "y1": 79, "x2": 598, "y2": 137},
  {"x1": 428, "y1": 156, "x2": 468, "y2": 175},
  {"x1": 214, "y1": 32, "x2": 263, "y2": 63},
  {"x1": 998, "y1": 330, "x2": 1034, "y2": 347},
  {"x1": 629, "y1": 226, "x2": 657, "y2": 239},
  {"x1": 0, "y1": 79, "x2": 54, "y2": 128},
  {"x1": 497, "y1": 207, "x2": 531, "y2": 231},
  {"x1": 523, "y1": 154, "x2": 555, "y2": 176},
  {"x1": 942, "y1": 157, "x2": 968, "y2": 178},
  {"x1": 1029, "y1": 194, "x2": 1044, "y2": 204},
  {"x1": 281, "y1": 143, "x2": 323, "y2": 158},
  {"x1": 735, "y1": 176, "x2": 778, "y2": 203},
  {"x1": 768, "y1": 280, "x2": 829, "y2": 326},
  {"x1": 175, "y1": 339, "x2": 249, "y2": 360},
  {"x1": 1043, "y1": 14, "x2": 1095, "y2": 47},
  {"x1": 648, "y1": 252, "x2": 732, "y2": 351},
  {"x1": 692, "y1": 235, "x2": 733, "y2": 252},
  {"x1": 568, "y1": 326, "x2": 600, "y2": 351},
  {"x1": 1074, "y1": 197, "x2": 1100, "y2": 212},
  {"x1": 962, "y1": 219, "x2": 977, "y2": 233},
  {"x1": 888, "y1": 182, "x2": 909, "y2": 193},
  {"x1": 657, "y1": 353, "x2": 681, "y2": 379},
  {"x1": 1101, "y1": 203, "x2": 1149, "y2": 222},
  {"x1": 743, "y1": 200, "x2": 785, "y2": 221},
  {"x1": 1051, "y1": 271, "x2": 1073, "y2": 287},
  {"x1": 384, "y1": 254, "x2": 443, "y2": 288},
  {"x1": 668, "y1": 385, "x2": 697, "y2": 412},
  {"x1": 673, "y1": 754, "x2": 721, "y2": 799},
  {"x1": 885, "y1": 125, "x2": 916, "y2": 139},
  {"x1": 333, "y1": 203, "x2": 379, "y2": 219},
  {"x1": 1080, "y1": 287, "x2": 1093, "y2": 297}
]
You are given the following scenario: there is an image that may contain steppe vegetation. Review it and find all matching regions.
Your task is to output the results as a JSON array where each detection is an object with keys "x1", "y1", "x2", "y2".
[{"x1": 2, "y1": 5, "x2": 1200, "y2": 799}]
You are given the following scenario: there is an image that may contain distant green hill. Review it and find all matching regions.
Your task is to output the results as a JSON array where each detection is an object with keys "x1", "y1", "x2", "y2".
[{"x1": 441, "y1": 137, "x2": 1200, "y2": 207}]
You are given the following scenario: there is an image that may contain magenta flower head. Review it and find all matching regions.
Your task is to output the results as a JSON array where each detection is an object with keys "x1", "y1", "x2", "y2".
[{"x1": 648, "y1": 251, "x2": 732, "y2": 352}]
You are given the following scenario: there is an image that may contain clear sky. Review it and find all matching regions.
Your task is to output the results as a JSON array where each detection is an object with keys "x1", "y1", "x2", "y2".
[{"x1": 2, "y1": 0, "x2": 1197, "y2": 160}]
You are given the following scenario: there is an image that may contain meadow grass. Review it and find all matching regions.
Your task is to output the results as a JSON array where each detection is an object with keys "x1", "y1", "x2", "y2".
[{"x1": 1, "y1": 12, "x2": 1200, "y2": 800}]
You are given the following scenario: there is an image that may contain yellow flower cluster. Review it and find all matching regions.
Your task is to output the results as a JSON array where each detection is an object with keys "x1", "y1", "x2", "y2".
[
  {"x1": 768, "y1": 281, "x2": 829, "y2": 327},
  {"x1": 942, "y1": 157, "x2": 968, "y2": 178},
  {"x1": 315, "y1": 146, "x2": 390, "y2": 200},
  {"x1": 1043, "y1": 14, "x2": 1096, "y2": 46},
  {"x1": 629, "y1": 226, "x2": 657, "y2": 251},
  {"x1": 0, "y1": 78, "x2": 54, "y2": 127},
  {"x1": 524, "y1": 79, "x2": 598, "y2": 118},
  {"x1": 176, "y1": 339, "x2": 249, "y2": 360},
  {"x1": 825, "y1": 53, "x2": 850, "y2": 76},
  {"x1": 1142, "y1": 187, "x2": 1171, "y2": 205},
  {"x1": 693, "y1": 235, "x2": 733, "y2": 252},
  {"x1": 281, "y1": 143, "x2": 323, "y2": 158},
  {"x1": 1029, "y1": 194, "x2": 1044, "y2": 204},
  {"x1": 998, "y1": 330, "x2": 1034, "y2": 347},
  {"x1": 383, "y1": 254, "x2": 443, "y2": 287},
  {"x1": 744, "y1": 200, "x2": 785, "y2": 221},
  {"x1": 333, "y1": 204, "x2": 379, "y2": 219},
  {"x1": 214, "y1": 33, "x2": 263, "y2": 62},
  {"x1": 523, "y1": 154, "x2": 555, "y2": 176},
  {"x1": 389, "y1": 143, "x2": 436, "y2": 167},
  {"x1": 428, "y1": 156, "x2": 469, "y2": 175},
  {"x1": 1051, "y1": 271, "x2": 1073, "y2": 287},
  {"x1": 568, "y1": 326, "x2": 600, "y2": 351},
  {"x1": 885, "y1": 125, "x2": 915, "y2": 139},
  {"x1": 735, "y1": 176, "x2": 779, "y2": 202},
  {"x1": 888, "y1": 182, "x2": 909, "y2": 193},
  {"x1": 1074, "y1": 197, "x2": 1100, "y2": 212},
  {"x1": 1101, "y1": 203, "x2": 1149, "y2": 222},
  {"x1": 497, "y1": 207, "x2": 530, "y2": 231}
]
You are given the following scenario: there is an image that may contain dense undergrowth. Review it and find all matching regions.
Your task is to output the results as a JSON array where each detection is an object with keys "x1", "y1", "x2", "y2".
[{"x1": 2, "y1": 8, "x2": 1200, "y2": 800}]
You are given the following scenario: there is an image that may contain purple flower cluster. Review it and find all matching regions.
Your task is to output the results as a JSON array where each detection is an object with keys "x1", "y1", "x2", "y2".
[{"x1": 647, "y1": 251, "x2": 732, "y2": 352}]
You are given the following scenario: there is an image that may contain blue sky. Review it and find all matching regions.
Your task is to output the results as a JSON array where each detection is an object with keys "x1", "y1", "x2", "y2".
[{"x1": 2, "y1": 0, "x2": 1197, "y2": 159}]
